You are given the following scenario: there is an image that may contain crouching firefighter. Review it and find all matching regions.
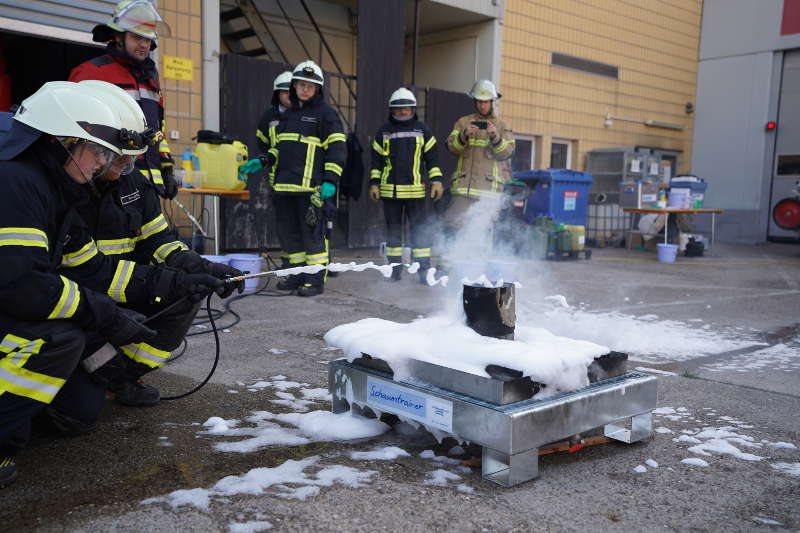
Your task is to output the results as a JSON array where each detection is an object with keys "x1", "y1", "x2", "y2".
[
  {"x1": 0, "y1": 80, "x2": 230, "y2": 488},
  {"x1": 369, "y1": 87, "x2": 443, "y2": 283},
  {"x1": 70, "y1": 81, "x2": 244, "y2": 407},
  {"x1": 244, "y1": 60, "x2": 346, "y2": 296}
]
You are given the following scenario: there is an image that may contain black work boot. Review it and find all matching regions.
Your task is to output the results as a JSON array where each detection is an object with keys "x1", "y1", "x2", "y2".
[
  {"x1": 297, "y1": 271, "x2": 324, "y2": 297},
  {"x1": 0, "y1": 456, "x2": 17, "y2": 488},
  {"x1": 276, "y1": 273, "x2": 304, "y2": 291},
  {"x1": 417, "y1": 259, "x2": 431, "y2": 285},
  {"x1": 110, "y1": 380, "x2": 160, "y2": 407},
  {"x1": 390, "y1": 265, "x2": 402, "y2": 281}
]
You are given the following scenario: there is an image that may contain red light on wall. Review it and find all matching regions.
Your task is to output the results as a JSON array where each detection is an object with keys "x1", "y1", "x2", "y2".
[{"x1": 766, "y1": 121, "x2": 777, "y2": 131}]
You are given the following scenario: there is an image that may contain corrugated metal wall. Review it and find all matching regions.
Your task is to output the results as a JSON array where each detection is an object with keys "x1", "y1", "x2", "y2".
[{"x1": 0, "y1": 0, "x2": 116, "y2": 33}]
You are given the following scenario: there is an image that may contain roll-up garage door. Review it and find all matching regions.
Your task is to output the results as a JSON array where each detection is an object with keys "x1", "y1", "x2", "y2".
[{"x1": 0, "y1": 0, "x2": 117, "y2": 44}]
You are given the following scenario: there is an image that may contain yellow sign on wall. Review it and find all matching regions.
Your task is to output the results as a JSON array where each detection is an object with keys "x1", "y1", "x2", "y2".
[{"x1": 163, "y1": 56, "x2": 193, "y2": 81}]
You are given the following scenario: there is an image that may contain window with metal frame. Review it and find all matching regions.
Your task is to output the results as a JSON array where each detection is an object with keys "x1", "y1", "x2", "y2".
[{"x1": 550, "y1": 139, "x2": 572, "y2": 169}]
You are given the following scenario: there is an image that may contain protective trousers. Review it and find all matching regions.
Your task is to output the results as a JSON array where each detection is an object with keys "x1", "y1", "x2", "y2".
[
  {"x1": 0, "y1": 316, "x2": 86, "y2": 453},
  {"x1": 273, "y1": 194, "x2": 328, "y2": 286},
  {"x1": 383, "y1": 198, "x2": 431, "y2": 267},
  {"x1": 115, "y1": 298, "x2": 201, "y2": 382}
]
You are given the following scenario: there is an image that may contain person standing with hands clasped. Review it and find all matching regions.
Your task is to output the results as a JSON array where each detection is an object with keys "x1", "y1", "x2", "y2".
[
  {"x1": 369, "y1": 88, "x2": 442, "y2": 283},
  {"x1": 244, "y1": 61, "x2": 346, "y2": 297}
]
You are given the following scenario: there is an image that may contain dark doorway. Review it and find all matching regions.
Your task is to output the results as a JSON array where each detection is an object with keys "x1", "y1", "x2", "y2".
[{"x1": 0, "y1": 32, "x2": 100, "y2": 110}]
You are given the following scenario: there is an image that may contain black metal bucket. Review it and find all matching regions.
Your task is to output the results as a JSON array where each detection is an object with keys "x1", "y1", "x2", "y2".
[{"x1": 463, "y1": 283, "x2": 516, "y2": 340}]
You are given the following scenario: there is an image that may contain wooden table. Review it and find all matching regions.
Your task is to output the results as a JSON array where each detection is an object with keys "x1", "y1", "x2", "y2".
[
  {"x1": 623, "y1": 207, "x2": 725, "y2": 256},
  {"x1": 177, "y1": 187, "x2": 251, "y2": 255}
]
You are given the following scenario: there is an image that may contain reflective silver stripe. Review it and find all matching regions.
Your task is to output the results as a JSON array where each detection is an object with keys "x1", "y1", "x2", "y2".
[
  {"x1": 153, "y1": 241, "x2": 188, "y2": 263},
  {"x1": 108, "y1": 260, "x2": 135, "y2": 302},
  {"x1": 120, "y1": 342, "x2": 170, "y2": 368},
  {"x1": 48, "y1": 277, "x2": 79, "y2": 319},
  {"x1": 97, "y1": 239, "x2": 135, "y2": 255},
  {"x1": 0, "y1": 363, "x2": 60, "y2": 402},
  {"x1": 124, "y1": 88, "x2": 160, "y2": 102},
  {"x1": 0, "y1": 337, "x2": 24, "y2": 353},
  {"x1": 139, "y1": 215, "x2": 168, "y2": 240},
  {"x1": 81, "y1": 344, "x2": 118, "y2": 374},
  {"x1": 384, "y1": 131, "x2": 424, "y2": 140},
  {"x1": 61, "y1": 240, "x2": 98, "y2": 267},
  {"x1": 0, "y1": 228, "x2": 49, "y2": 249}
]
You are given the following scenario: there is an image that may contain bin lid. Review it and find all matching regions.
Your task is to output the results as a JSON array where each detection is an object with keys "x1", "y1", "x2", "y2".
[{"x1": 513, "y1": 169, "x2": 593, "y2": 184}]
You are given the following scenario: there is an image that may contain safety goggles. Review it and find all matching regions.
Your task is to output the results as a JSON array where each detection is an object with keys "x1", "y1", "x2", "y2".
[{"x1": 108, "y1": 154, "x2": 137, "y2": 176}]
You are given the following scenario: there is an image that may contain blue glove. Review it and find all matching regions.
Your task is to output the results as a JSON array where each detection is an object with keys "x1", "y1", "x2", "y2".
[
  {"x1": 239, "y1": 158, "x2": 264, "y2": 174},
  {"x1": 320, "y1": 182, "x2": 336, "y2": 200}
]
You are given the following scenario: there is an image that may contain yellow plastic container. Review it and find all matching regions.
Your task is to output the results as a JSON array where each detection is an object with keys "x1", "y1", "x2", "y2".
[
  {"x1": 563, "y1": 225, "x2": 586, "y2": 251},
  {"x1": 195, "y1": 139, "x2": 248, "y2": 190}
]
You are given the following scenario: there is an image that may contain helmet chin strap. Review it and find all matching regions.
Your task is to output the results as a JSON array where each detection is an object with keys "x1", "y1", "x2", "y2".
[{"x1": 60, "y1": 141, "x2": 101, "y2": 195}]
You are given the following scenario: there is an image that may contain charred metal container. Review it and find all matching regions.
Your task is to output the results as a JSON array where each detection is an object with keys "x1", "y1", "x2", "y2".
[{"x1": 463, "y1": 283, "x2": 516, "y2": 340}]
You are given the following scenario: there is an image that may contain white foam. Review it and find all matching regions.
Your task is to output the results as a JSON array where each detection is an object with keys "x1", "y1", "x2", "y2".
[
  {"x1": 681, "y1": 458, "x2": 709, "y2": 467},
  {"x1": 350, "y1": 446, "x2": 410, "y2": 460}
]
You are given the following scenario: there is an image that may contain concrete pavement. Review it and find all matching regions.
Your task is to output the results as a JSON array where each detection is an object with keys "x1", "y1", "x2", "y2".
[{"x1": 2, "y1": 242, "x2": 799, "y2": 532}]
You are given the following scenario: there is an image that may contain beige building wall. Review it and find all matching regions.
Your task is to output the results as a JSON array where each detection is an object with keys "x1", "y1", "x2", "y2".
[
  {"x1": 159, "y1": 0, "x2": 204, "y2": 159},
  {"x1": 500, "y1": 0, "x2": 701, "y2": 173}
]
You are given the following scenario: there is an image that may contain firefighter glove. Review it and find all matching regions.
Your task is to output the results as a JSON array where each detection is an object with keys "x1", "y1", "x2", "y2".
[
  {"x1": 103, "y1": 307, "x2": 158, "y2": 347},
  {"x1": 161, "y1": 166, "x2": 179, "y2": 200},
  {"x1": 175, "y1": 272, "x2": 226, "y2": 302},
  {"x1": 239, "y1": 158, "x2": 264, "y2": 174},
  {"x1": 369, "y1": 185, "x2": 380, "y2": 202},
  {"x1": 204, "y1": 261, "x2": 245, "y2": 298},
  {"x1": 320, "y1": 182, "x2": 336, "y2": 200},
  {"x1": 430, "y1": 181, "x2": 444, "y2": 201}
]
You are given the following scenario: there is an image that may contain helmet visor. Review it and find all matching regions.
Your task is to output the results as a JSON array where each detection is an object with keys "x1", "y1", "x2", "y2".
[{"x1": 60, "y1": 139, "x2": 118, "y2": 180}]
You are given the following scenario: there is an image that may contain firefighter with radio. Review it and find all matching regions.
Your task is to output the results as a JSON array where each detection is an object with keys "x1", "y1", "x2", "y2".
[
  {"x1": 69, "y1": 0, "x2": 178, "y2": 200},
  {"x1": 369, "y1": 87, "x2": 443, "y2": 283}
]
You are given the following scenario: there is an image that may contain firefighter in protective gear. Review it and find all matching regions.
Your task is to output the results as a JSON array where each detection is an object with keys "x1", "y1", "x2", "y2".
[
  {"x1": 369, "y1": 87, "x2": 442, "y2": 283},
  {"x1": 0, "y1": 80, "x2": 223, "y2": 488},
  {"x1": 69, "y1": 0, "x2": 178, "y2": 200},
  {"x1": 71, "y1": 81, "x2": 244, "y2": 407},
  {"x1": 257, "y1": 60, "x2": 346, "y2": 297},
  {"x1": 239, "y1": 70, "x2": 294, "y2": 268},
  {"x1": 445, "y1": 79, "x2": 515, "y2": 228}
]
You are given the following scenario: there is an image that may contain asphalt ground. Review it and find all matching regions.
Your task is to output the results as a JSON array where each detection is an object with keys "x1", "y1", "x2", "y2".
[{"x1": 1, "y1": 242, "x2": 799, "y2": 532}]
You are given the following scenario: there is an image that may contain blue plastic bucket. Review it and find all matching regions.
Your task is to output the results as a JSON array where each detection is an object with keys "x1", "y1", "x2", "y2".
[
  {"x1": 656, "y1": 243, "x2": 678, "y2": 263},
  {"x1": 225, "y1": 253, "x2": 263, "y2": 293},
  {"x1": 201, "y1": 255, "x2": 231, "y2": 265}
]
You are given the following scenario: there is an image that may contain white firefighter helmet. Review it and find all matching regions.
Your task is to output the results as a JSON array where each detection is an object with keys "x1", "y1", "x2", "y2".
[
  {"x1": 388, "y1": 87, "x2": 417, "y2": 107},
  {"x1": 14, "y1": 81, "x2": 152, "y2": 156},
  {"x1": 104, "y1": 0, "x2": 171, "y2": 41},
  {"x1": 273, "y1": 71, "x2": 293, "y2": 92},
  {"x1": 467, "y1": 79, "x2": 501, "y2": 101},
  {"x1": 75, "y1": 80, "x2": 151, "y2": 156},
  {"x1": 292, "y1": 60, "x2": 324, "y2": 86}
]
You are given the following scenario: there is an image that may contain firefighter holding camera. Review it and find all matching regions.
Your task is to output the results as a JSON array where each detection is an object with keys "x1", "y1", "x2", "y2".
[{"x1": 444, "y1": 80, "x2": 515, "y2": 229}]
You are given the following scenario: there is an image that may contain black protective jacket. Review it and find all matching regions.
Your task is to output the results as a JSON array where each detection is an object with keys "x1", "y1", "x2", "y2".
[
  {"x1": 370, "y1": 113, "x2": 442, "y2": 199},
  {"x1": 76, "y1": 170, "x2": 188, "y2": 266},
  {"x1": 0, "y1": 129, "x2": 154, "y2": 326},
  {"x1": 267, "y1": 91, "x2": 346, "y2": 195},
  {"x1": 255, "y1": 97, "x2": 284, "y2": 187}
]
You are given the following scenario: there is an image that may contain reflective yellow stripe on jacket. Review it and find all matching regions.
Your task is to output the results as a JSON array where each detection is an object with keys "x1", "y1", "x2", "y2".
[
  {"x1": 47, "y1": 276, "x2": 81, "y2": 319},
  {"x1": 0, "y1": 227, "x2": 48, "y2": 250},
  {"x1": 120, "y1": 342, "x2": 170, "y2": 369},
  {"x1": 107, "y1": 260, "x2": 136, "y2": 303}
]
